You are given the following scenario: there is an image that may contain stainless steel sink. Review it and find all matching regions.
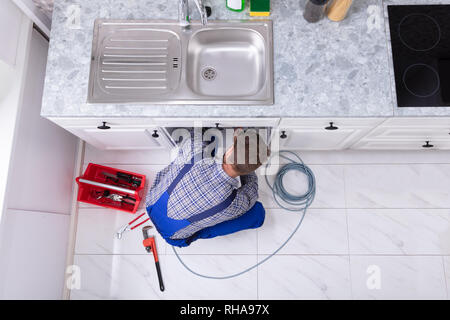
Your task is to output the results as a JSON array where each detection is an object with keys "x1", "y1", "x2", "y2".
[
  {"x1": 186, "y1": 28, "x2": 267, "y2": 98},
  {"x1": 88, "y1": 19, "x2": 273, "y2": 105}
]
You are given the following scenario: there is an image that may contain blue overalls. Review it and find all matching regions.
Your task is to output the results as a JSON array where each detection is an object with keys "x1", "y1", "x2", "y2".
[{"x1": 146, "y1": 155, "x2": 266, "y2": 247}]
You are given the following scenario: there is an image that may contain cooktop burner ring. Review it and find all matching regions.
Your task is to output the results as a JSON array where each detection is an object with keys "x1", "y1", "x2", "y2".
[
  {"x1": 402, "y1": 63, "x2": 440, "y2": 98},
  {"x1": 398, "y1": 13, "x2": 441, "y2": 52}
]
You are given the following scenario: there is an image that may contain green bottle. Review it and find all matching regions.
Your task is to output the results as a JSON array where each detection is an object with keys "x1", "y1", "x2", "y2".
[{"x1": 226, "y1": 0, "x2": 245, "y2": 12}]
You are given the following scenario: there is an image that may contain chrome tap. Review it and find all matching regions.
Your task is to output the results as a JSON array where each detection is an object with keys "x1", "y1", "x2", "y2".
[
  {"x1": 194, "y1": 0, "x2": 208, "y2": 26},
  {"x1": 179, "y1": 0, "x2": 208, "y2": 28}
]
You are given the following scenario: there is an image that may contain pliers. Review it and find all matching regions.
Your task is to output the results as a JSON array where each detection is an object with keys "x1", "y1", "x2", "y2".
[{"x1": 115, "y1": 212, "x2": 151, "y2": 239}]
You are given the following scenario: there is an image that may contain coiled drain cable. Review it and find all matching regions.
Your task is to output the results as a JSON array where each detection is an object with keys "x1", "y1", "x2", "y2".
[{"x1": 172, "y1": 151, "x2": 316, "y2": 279}]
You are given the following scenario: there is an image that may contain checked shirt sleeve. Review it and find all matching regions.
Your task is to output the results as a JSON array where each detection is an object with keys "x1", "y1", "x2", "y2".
[
  {"x1": 234, "y1": 171, "x2": 259, "y2": 214},
  {"x1": 145, "y1": 165, "x2": 171, "y2": 207}
]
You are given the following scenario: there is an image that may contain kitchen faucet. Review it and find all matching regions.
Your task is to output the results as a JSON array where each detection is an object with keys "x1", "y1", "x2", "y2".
[{"x1": 179, "y1": 0, "x2": 208, "y2": 28}]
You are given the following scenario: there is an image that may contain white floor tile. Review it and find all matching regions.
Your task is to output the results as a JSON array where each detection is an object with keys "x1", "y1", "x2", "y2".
[
  {"x1": 257, "y1": 209, "x2": 348, "y2": 255},
  {"x1": 295, "y1": 150, "x2": 450, "y2": 165},
  {"x1": 167, "y1": 229, "x2": 257, "y2": 255},
  {"x1": 71, "y1": 254, "x2": 257, "y2": 300},
  {"x1": 348, "y1": 210, "x2": 450, "y2": 255},
  {"x1": 84, "y1": 144, "x2": 171, "y2": 165},
  {"x1": 345, "y1": 164, "x2": 450, "y2": 208},
  {"x1": 1, "y1": 210, "x2": 70, "y2": 299},
  {"x1": 76, "y1": 209, "x2": 166, "y2": 255},
  {"x1": 259, "y1": 165, "x2": 346, "y2": 209},
  {"x1": 257, "y1": 255, "x2": 351, "y2": 300},
  {"x1": 350, "y1": 256, "x2": 447, "y2": 300}
]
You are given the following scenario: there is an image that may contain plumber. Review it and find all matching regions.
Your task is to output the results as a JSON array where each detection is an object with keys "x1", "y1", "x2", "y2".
[{"x1": 145, "y1": 128, "x2": 269, "y2": 247}]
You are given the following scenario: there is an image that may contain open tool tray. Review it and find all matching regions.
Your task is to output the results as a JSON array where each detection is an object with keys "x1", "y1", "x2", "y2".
[{"x1": 76, "y1": 163, "x2": 146, "y2": 213}]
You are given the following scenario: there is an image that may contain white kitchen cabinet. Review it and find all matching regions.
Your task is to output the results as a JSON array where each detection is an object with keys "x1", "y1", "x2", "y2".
[
  {"x1": 52, "y1": 117, "x2": 280, "y2": 151},
  {"x1": 49, "y1": 117, "x2": 175, "y2": 150},
  {"x1": 64, "y1": 126, "x2": 174, "y2": 151},
  {"x1": 353, "y1": 117, "x2": 450, "y2": 150},
  {"x1": 277, "y1": 118, "x2": 386, "y2": 150},
  {"x1": 50, "y1": 117, "x2": 450, "y2": 151}
]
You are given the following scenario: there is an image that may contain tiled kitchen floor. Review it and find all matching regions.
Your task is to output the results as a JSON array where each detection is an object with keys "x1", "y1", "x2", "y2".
[{"x1": 70, "y1": 145, "x2": 450, "y2": 300}]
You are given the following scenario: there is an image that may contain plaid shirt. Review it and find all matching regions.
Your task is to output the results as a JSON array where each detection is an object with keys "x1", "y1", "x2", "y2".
[{"x1": 146, "y1": 134, "x2": 259, "y2": 240}]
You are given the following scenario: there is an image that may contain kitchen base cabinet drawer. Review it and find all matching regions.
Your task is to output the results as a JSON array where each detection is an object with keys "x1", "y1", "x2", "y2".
[
  {"x1": 380, "y1": 117, "x2": 450, "y2": 127},
  {"x1": 277, "y1": 118, "x2": 386, "y2": 150},
  {"x1": 363, "y1": 127, "x2": 450, "y2": 140},
  {"x1": 278, "y1": 128, "x2": 365, "y2": 150},
  {"x1": 49, "y1": 117, "x2": 155, "y2": 127},
  {"x1": 151, "y1": 118, "x2": 280, "y2": 128},
  {"x1": 65, "y1": 127, "x2": 174, "y2": 150},
  {"x1": 279, "y1": 118, "x2": 384, "y2": 128},
  {"x1": 352, "y1": 140, "x2": 450, "y2": 150}
]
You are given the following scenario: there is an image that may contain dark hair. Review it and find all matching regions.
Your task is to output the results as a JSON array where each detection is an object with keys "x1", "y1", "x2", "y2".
[{"x1": 224, "y1": 130, "x2": 270, "y2": 175}]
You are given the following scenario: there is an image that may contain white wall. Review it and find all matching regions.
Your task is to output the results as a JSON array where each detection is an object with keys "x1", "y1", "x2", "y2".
[
  {"x1": 6, "y1": 28, "x2": 78, "y2": 215},
  {"x1": 0, "y1": 0, "x2": 23, "y2": 66},
  {"x1": 0, "y1": 3, "x2": 30, "y2": 223},
  {"x1": 0, "y1": 23, "x2": 79, "y2": 299}
]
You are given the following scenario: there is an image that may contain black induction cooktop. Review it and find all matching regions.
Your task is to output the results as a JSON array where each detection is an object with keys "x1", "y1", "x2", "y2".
[{"x1": 388, "y1": 5, "x2": 450, "y2": 107}]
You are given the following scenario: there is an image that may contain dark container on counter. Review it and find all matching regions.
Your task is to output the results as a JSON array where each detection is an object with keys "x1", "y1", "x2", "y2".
[{"x1": 303, "y1": 0, "x2": 329, "y2": 23}]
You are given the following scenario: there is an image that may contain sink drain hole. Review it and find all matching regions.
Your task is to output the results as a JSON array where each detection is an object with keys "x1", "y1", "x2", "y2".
[{"x1": 202, "y1": 67, "x2": 217, "y2": 81}]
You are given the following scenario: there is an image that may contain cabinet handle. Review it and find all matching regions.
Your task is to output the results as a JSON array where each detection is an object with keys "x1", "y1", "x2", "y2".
[
  {"x1": 97, "y1": 122, "x2": 111, "y2": 130},
  {"x1": 152, "y1": 130, "x2": 159, "y2": 138},
  {"x1": 325, "y1": 122, "x2": 339, "y2": 130},
  {"x1": 280, "y1": 131, "x2": 287, "y2": 139},
  {"x1": 422, "y1": 141, "x2": 434, "y2": 148}
]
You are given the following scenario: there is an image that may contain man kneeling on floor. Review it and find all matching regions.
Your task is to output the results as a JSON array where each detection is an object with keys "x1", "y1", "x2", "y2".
[{"x1": 146, "y1": 128, "x2": 270, "y2": 247}]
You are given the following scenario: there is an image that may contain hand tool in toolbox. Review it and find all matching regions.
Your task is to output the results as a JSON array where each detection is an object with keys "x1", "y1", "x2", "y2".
[
  {"x1": 143, "y1": 225, "x2": 165, "y2": 292},
  {"x1": 102, "y1": 171, "x2": 142, "y2": 188},
  {"x1": 93, "y1": 190, "x2": 136, "y2": 206},
  {"x1": 115, "y1": 212, "x2": 151, "y2": 239}
]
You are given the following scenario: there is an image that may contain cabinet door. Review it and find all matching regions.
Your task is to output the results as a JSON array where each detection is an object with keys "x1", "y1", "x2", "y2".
[
  {"x1": 363, "y1": 127, "x2": 450, "y2": 140},
  {"x1": 66, "y1": 127, "x2": 174, "y2": 150},
  {"x1": 278, "y1": 118, "x2": 385, "y2": 150},
  {"x1": 352, "y1": 118, "x2": 450, "y2": 150},
  {"x1": 278, "y1": 127, "x2": 366, "y2": 150},
  {"x1": 353, "y1": 139, "x2": 450, "y2": 150}
]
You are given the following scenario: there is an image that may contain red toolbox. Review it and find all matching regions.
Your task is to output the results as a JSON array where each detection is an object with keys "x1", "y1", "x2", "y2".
[{"x1": 76, "y1": 163, "x2": 146, "y2": 213}]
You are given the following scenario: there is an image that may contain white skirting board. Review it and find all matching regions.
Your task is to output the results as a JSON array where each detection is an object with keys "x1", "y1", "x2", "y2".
[{"x1": 62, "y1": 139, "x2": 85, "y2": 300}]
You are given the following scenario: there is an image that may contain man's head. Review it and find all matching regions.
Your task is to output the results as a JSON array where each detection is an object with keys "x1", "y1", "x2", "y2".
[{"x1": 223, "y1": 129, "x2": 270, "y2": 177}]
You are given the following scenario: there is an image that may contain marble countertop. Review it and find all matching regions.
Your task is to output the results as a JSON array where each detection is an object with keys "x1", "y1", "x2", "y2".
[{"x1": 40, "y1": 0, "x2": 450, "y2": 118}]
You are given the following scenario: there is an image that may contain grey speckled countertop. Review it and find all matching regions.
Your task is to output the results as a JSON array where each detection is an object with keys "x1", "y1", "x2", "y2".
[{"x1": 41, "y1": 0, "x2": 450, "y2": 118}]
